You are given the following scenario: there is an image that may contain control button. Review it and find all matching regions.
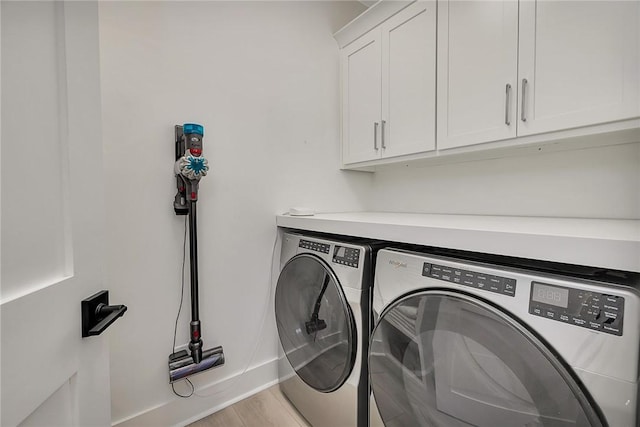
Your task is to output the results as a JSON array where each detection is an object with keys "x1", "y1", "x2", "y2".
[
  {"x1": 605, "y1": 296, "x2": 619, "y2": 305},
  {"x1": 532, "y1": 307, "x2": 542, "y2": 316},
  {"x1": 441, "y1": 273, "x2": 452, "y2": 281},
  {"x1": 476, "y1": 274, "x2": 489, "y2": 288},
  {"x1": 503, "y1": 278, "x2": 516, "y2": 293},
  {"x1": 452, "y1": 275, "x2": 462, "y2": 284},
  {"x1": 585, "y1": 308, "x2": 600, "y2": 320},
  {"x1": 603, "y1": 303, "x2": 619, "y2": 312},
  {"x1": 588, "y1": 321, "x2": 602, "y2": 330},
  {"x1": 545, "y1": 310, "x2": 556, "y2": 319},
  {"x1": 429, "y1": 268, "x2": 442, "y2": 279},
  {"x1": 461, "y1": 272, "x2": 475, "y2": 287},
  {"x1": 453, "y1": 269, "x2": 463, "y2": 278},
  {"x1": 488, "y1": 276, "x2": 503, "y2": 293},
  {"x1": 441, "y1": 267, "x2": 453, "y2": 275},
  {"x1": 462, "y1": 278, "x2": 475, "y2": 287},
  {"x1": 603, "y1": 324, "x2": 621, "y2": 335},
  {"x1": 559, "y1": 314, "x2": 570, "y2": 323},
  {"x1": 422, "y1": 263, "x2": 431, "y2": 277},
  {"x1": 572, "y1": 317, "x2": 587, "y2": 326},
  {"x1": 604, "y1": 311, "x2": 618, "y2": 320},
  {"x1": 502, "y1": 286, "x2": 515, "y2": 296},
  {"x1": 489, "y1": 276, "x2": 502, "y2": 285}
]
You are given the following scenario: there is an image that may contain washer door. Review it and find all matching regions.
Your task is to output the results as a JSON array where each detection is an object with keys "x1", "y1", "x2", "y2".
[
  {"x1": 275, "y1": 253, "x2": 356, "y2": 392},
  {"x1": 370, "y1": 291, "x2": 605, "y2": 427}
]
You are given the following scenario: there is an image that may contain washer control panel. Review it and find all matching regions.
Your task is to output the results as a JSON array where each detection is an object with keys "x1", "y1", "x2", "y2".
[
  {"x1": 333, "y1": 246, "x2": 360, "y2": 268},
  {"x1": 422, "y1": 262, "x2": 516, "y2": 297},
  {"x1": 528, "y1": 282, "x2": 624, "y2": 336},
  {"x1": 299, "y1": 239, "x2": 330, "y2": 254}
]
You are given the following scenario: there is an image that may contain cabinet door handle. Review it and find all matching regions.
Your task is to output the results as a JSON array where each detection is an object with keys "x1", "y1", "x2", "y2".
[
  {"x1": 505, "y1": 84, "x2": 512, "y2": 126},
  {"x1": 521, "y1": 78, "x2": 528, "y2": 122},
  {"x1": 374, "y1": 122, "x2": 379, "y2": 150},
  {"x1": 381, "y1": 120, "x2": 386, "y2": 149}
]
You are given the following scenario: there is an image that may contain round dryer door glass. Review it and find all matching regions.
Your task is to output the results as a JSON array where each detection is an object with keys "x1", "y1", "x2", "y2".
[
  {"x1": 275, "y1": 253, "x2": 356, "y2": 392},
  {"x1": 370, "y1": 291, "x2": 605, "y2": 427}
]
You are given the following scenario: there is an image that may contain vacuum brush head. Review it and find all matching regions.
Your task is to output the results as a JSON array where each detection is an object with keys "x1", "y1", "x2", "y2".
[{"x1": 168, "y1": 346, "x2": 225, "y2": 383}]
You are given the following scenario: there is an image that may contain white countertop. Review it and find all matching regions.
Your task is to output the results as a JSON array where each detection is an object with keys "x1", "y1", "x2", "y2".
[{"x1": 276, "y1": 212, "x2": 640, "y2": 272}]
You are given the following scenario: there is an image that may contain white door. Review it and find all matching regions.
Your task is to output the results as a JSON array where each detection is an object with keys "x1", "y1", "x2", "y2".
[
  {"x1": 381, "y1": 1, "x2": 436, "y2": 158},
  {"x1": 1, "y1": 2, "x2": 113, "y2": 426},
  {"x1": 341, "y1": 29, "x2": 382, "y2": 164},
  {"x1": 518, "y1": 0, "x2": 640, "y2": 136},
  {"x1": 436, "y1": 0, "x2": 519, "y2": 149}
]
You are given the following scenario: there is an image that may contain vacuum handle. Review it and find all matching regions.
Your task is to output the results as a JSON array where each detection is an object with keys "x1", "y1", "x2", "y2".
[{"x1": 88, "y1": 303, "x2": 128, "y2": 336}]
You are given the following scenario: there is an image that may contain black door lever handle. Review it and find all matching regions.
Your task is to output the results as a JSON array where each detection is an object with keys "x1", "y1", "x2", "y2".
[
  {"x1": 89, "y1": 303, "x2": 127, "y2": 336},
  {"x1": 82, "y1": 291, "x2": 128, "y2": 337}
]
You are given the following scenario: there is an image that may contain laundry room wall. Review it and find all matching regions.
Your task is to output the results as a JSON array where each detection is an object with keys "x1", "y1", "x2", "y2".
[
  {"x1": 98, "y1": 2, "x2": 368, "y2": 425},
  {"x1": 368, "y1": 142, "x2": 640, "y2": 219}
]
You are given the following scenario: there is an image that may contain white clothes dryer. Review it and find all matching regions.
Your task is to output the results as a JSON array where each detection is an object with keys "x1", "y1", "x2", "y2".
[
  {"x1": 370, "y1": 248, "x2": 639, "y2": 427},
  {"x1": 275, "y1": 231, "x2": 383, "y2": 427}
]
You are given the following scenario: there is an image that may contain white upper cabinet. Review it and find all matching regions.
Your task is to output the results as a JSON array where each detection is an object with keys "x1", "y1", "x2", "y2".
[
  {"x1": 437, "y1": 0, "x2": 519, "y2": 149},
  {"x1": 342, "y1": 29, "x2": 382, "y2": 164},
  {"x1": 337, "y1": 0, "x2": 640, "y2": 169},
  {"x1": 438, "y1": 0, "x2": 640, "y2": 150},
  {"x1": 341, "y1": 1, "x2": 436, "y2": 165},
  {"x1": 518, "y1": 1, "x2": 640, "y2": 136},
  {"x1": 381, "y1": 2, "x2": 436, "y2": 158}
]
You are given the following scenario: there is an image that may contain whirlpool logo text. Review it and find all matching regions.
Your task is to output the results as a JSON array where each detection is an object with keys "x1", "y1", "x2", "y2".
[{"x1": 388, "y1": 260, "x2": 407, "y2": 268}]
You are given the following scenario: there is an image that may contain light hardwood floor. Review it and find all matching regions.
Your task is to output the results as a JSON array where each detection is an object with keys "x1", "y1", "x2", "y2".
[{"x1": 188, "y1": 385, "x2": 311, "y2": 427}]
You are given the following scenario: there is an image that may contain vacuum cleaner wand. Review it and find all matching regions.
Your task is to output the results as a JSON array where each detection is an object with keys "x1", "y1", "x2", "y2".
[
  {"x1": 187, "y1": 197, "x2": 203, "y2": 363},
  {"x1": 169, "y1": 123, "x2": 225, "y2": 383}
]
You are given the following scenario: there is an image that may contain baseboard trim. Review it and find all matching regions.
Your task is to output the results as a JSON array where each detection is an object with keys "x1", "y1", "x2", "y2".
[{"x1": 112, "y1": 357, "x2": 279, "y2": 427}]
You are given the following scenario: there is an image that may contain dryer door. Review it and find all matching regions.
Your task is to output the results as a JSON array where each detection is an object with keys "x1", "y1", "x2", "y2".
[
  {"x1": 369, "y1": 290, "x2": 605, "y2": 427},
  {"x1": 275, "y1": 253, "x2": 357, "y2": 392}
]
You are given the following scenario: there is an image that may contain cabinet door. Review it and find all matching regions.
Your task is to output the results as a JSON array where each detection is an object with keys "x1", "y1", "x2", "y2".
[
  {"x1": 381, "y1": 1, "x2": 436, "y2": 158},
  {"x1": 342, "y1": 29, "x2": 382, "y2": 164},
  {"x1": 518, "y1": 1, "x2": 640, "y2": 136},
  {"x1": 437, "y1": 0, "x2": 519, "y2": 150}
]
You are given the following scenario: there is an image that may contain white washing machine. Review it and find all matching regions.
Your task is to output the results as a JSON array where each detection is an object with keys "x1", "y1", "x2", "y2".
[
  {"x1": 275, "y1": 231, "x2": 382, "y2": 427},
  {"x1": 369, "y1": 248, "x2": 639, "y2": 427}
]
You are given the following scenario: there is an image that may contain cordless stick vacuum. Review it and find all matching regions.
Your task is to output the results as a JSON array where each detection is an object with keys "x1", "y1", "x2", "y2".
[{"x1": 169, "y1": 123, "x2": 225, "y2": 383}]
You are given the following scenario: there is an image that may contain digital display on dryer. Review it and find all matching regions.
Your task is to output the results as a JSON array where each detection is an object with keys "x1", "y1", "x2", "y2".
[{"x1": 531, "y1": 283, "x2": 569, "y2": 308}]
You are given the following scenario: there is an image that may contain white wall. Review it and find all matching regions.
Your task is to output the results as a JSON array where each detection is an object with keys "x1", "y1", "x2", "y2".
[
  {"x1": 99, "y1": 2, "x2": 368, "y2": 425},
  {"x1": 370, "y1": 142, "x2": 640, "y2": 219}
]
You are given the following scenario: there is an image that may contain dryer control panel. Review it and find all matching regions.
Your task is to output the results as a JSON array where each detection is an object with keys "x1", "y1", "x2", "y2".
[
  {"x1": 333, "y1": 246, "x2": 360, "y2": 268},
  {"x1": 528, "y1": 282, "x2": 625, "y2": 336},
  {"x1": 298, "y1": 239, "x2": 361, "y2": 268}
]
